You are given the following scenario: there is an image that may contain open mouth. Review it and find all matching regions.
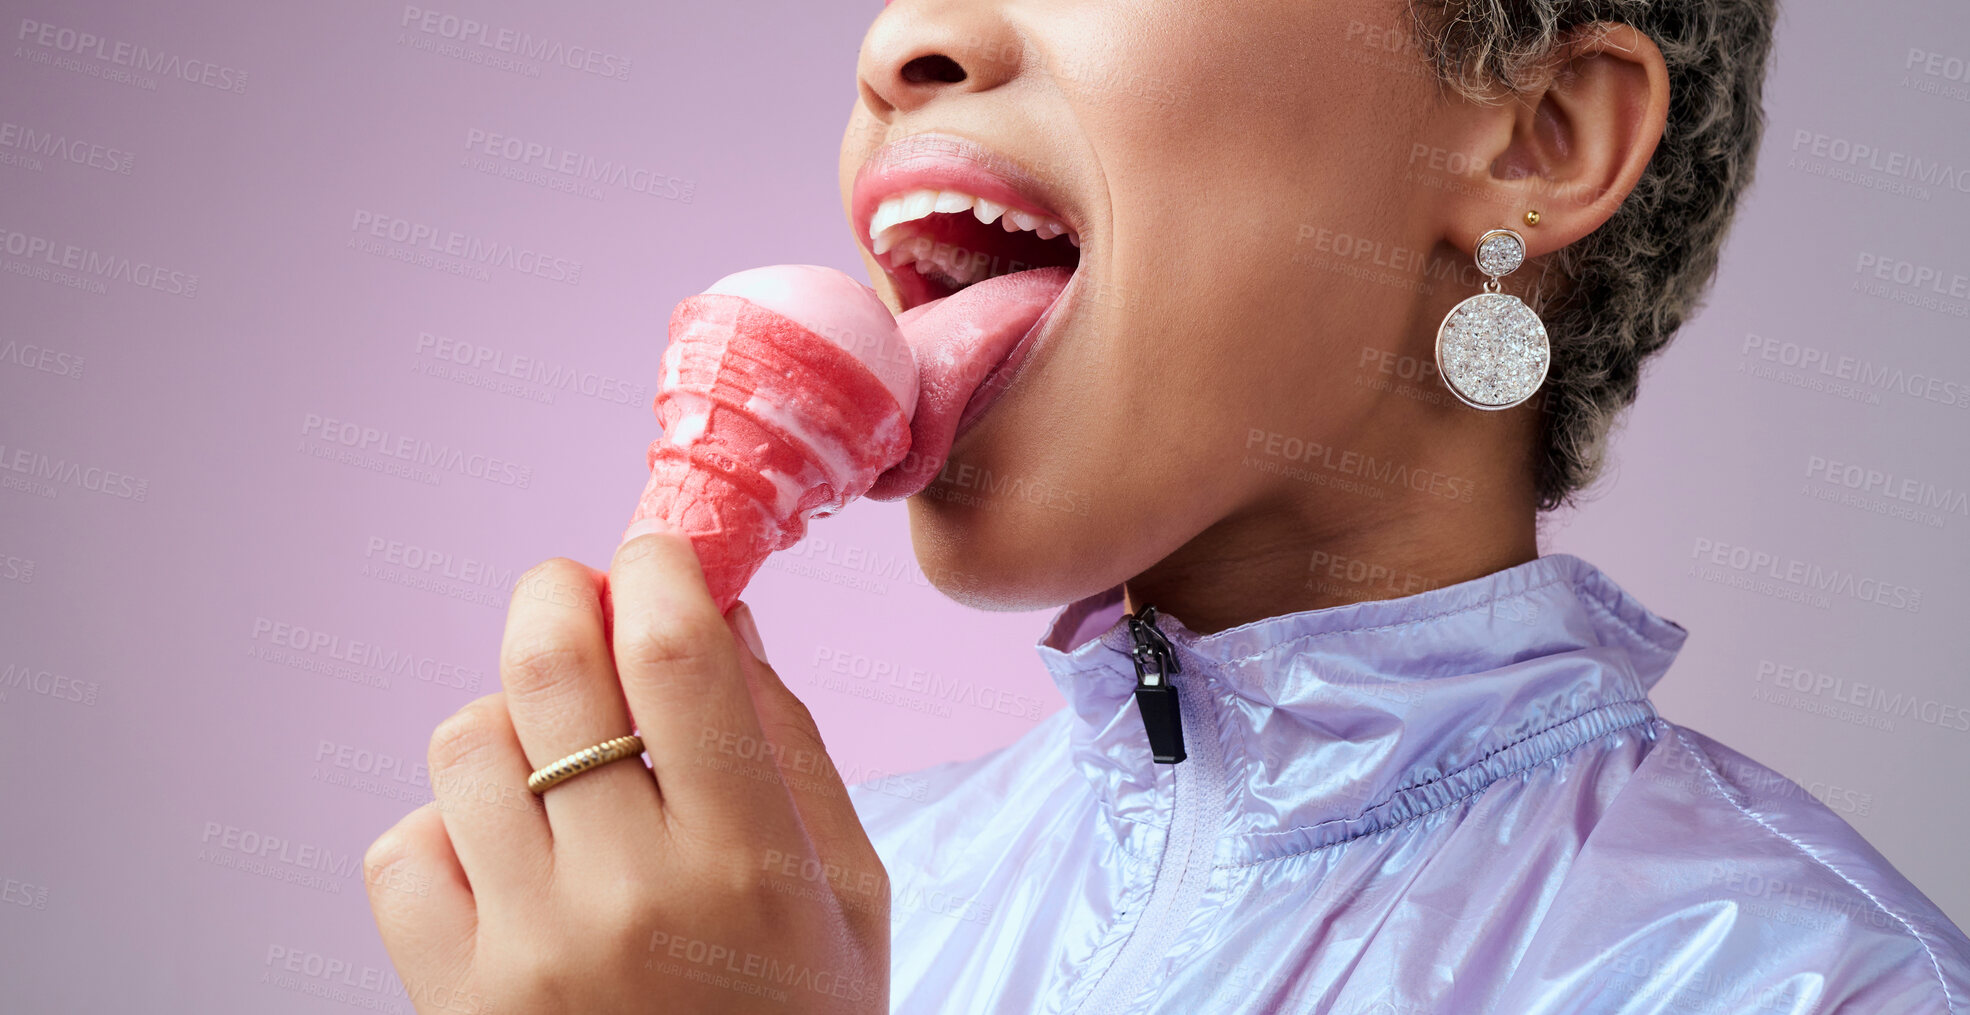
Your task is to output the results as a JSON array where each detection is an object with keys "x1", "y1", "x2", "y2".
[
  {"x1": 851, "y1": 135, "x2": 1089, "y2": 500},
  {"x1": 868, "y1": 188, "x2": 1082, "y2": 310}
]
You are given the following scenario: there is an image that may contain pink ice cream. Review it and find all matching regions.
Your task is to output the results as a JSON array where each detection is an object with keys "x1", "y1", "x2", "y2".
[
  {"x1": 631, "y1": 262, "x2": 1071, "y2": 611},
  {"x1": 629, "y1": 265, "x2": 916, "y2": 612}
]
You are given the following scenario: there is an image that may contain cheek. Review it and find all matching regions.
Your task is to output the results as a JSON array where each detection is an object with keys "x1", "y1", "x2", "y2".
[{"x1": 1085, "y1": 0, "x2": 1435, "y2": 224}]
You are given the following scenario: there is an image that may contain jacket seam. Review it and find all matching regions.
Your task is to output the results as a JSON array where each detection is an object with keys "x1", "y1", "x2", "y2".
[
  {"x1": 1205, "y1": 661, "x2": 1649, "y2": 840},
  {"x1": 1055, "y1": 848, "x2": 1162, "y2": 1015},
  {"x1": 1574, "y1": 582, "x2": 1682, "y2": 673},
  {"x1": 1210, "y1": 575, "x2": 1571, "y2": 665},
  {"x1": 1377, "y1": 695, "x2": 1652, "y2": 800},
  {"x1": 1670, "y1": 725, "x2": 1958, "y2": 1014},
  {"x1": 1216, "y1": 701, "x2": 1656, "y2": 869}
]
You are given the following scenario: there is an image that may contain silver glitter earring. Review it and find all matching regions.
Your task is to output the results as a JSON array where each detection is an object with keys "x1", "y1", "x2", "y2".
[{"x1": 1434, "y1": 228, "x2": 1549, "y2": 410}]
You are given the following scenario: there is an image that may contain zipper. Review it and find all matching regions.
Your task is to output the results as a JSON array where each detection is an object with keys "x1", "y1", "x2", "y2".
[
  {"x1": 1125, "y1": 605, "x2": 1186, "y2": 764},
  {"x1": 1074, "y1": 603, "x2": 1221, "y2": 1015}
]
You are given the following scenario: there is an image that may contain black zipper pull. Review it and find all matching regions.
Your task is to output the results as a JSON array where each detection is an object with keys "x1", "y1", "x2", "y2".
[{"x1": 1125, "y1": 604, "x2": 1186, "y2": 764}]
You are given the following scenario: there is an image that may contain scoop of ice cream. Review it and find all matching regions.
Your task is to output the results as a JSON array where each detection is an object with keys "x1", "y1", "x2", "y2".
[{"x1": 703, "y1": 264, "x2": 917, "y2": 419}]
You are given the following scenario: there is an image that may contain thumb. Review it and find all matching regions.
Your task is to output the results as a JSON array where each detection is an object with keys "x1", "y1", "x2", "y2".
[{"x1": 722, "y1": 602, "x2": 886, "y2": 879}]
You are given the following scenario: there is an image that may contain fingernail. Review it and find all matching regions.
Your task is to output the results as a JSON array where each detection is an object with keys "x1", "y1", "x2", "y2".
[
  {"x1": 730, "y1": 601, "x2": 769, "y2": 664},
  {"x1": 620, "y1": 516, "x2": 676, "y2": 546}
]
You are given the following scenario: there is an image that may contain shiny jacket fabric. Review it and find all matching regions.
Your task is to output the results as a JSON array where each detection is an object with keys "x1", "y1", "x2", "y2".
[{"x1": 847, "y1": 554, "x2": 1970, "y2": 1014}]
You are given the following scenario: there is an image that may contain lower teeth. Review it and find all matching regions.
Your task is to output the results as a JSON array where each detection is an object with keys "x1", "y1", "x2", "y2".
[{"x1": 918, "y1": 265, "x2": 967, "y2": 290}]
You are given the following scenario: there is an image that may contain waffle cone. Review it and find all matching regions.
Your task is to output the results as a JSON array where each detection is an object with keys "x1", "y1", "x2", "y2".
[{"x1": 631, "y1": 294, "x2": 912, "y2": 612}]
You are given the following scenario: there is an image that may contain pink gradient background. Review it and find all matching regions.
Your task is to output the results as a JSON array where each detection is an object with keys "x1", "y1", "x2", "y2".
[{"x1": 2, "y1": 1, "x2": 1965, "y2": 1010}]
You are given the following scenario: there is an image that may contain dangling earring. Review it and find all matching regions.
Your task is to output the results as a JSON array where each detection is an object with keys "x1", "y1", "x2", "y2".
[{"x1": 1434, "y1": 227, "x2": 1549, "y2": 410}]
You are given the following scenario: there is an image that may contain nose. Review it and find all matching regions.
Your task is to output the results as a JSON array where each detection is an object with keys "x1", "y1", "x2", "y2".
[{"x1": 856, "y1": 1, "x2": 1023, "y2": 118}]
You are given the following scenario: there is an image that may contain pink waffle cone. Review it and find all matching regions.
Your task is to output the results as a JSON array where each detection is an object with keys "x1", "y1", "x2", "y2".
[{"x1": 631, "y1": 293, "x2": 912, "y2": 613}]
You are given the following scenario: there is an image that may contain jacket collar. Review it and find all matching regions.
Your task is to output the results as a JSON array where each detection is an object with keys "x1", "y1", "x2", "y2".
[{"x1": 1031, "y1": 553, "x2": 1687, "y2": 864}]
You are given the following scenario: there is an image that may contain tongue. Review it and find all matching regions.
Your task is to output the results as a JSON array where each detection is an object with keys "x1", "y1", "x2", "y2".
[{"x1": 867, "y1": 266, "x2": 1072, "y2": 501}]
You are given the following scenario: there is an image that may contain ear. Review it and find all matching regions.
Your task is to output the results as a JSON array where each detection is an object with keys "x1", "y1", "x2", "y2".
[{"x1": 1438, "y1": 22, "x2": 1670, "y2": 262}]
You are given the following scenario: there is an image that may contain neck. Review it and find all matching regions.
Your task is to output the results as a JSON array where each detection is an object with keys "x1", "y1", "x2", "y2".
[{"x1": 1121, "y1": 464, "x2": 1541, "y2": 636}]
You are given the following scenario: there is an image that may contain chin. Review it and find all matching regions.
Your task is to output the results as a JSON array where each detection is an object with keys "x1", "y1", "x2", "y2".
[{"x1": 903, "y1": 493, "x2": 1125, "y2": 613}]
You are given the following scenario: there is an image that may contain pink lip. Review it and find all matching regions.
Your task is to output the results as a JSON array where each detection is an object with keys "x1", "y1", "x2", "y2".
[{"x1": 850, "y1": 132, "x2": 1079, "y2": 309}]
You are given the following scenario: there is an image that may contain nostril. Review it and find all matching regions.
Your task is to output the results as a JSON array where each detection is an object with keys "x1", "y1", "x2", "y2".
[{"x1": 900, "y1": 54, "x2": 966, "y2": 85}]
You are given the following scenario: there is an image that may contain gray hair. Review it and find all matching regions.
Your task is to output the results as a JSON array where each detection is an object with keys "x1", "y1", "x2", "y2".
[{"x1": 1407, "y1": 0, "x2": 1779, "y2": 510}]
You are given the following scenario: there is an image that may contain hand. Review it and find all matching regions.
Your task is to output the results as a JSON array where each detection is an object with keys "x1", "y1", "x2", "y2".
[{"x1": 363, "y1": 525, "x2": 890, "y2": 1014}]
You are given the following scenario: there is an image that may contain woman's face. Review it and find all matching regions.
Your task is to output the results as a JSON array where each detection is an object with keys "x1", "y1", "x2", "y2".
[{"x1": 840, "y1": 0, "x2": 1499, "y2": 610}]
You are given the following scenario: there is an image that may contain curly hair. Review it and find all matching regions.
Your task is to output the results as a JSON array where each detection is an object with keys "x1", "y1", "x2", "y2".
[{"x1": 1407, "y1": 0, "x2": 1779, "y2": 510}]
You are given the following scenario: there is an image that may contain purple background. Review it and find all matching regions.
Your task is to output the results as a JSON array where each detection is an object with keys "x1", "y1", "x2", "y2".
[{"x1": 2, "y1": 1, "x2": 1965, "y2": 1010}]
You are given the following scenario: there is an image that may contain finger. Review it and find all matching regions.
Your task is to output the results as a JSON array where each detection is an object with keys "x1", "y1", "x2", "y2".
[
  {"x1": 501, "y1": 558, "x2": 662, "y2": 850},
  {"x1": 608, "y1": 528, "x2": 800, "y2": 840},
  {"x1": 725, "y1": 603, "x2": 889, "y2": 929},
  {"x1": 428, "y1": 692, "x2": 553, "y2": 901},
  {"x1": 725, "y1": 602, "x2": 883, "y2": 879},
  {"x1": 365, "y1": 801, "x2": 477, "y2": 976}
]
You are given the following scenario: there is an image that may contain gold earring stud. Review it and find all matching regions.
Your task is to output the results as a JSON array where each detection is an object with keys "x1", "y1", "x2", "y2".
[{"x1": 1523, "y1": 209, "x2": 1541, "y2": 227}]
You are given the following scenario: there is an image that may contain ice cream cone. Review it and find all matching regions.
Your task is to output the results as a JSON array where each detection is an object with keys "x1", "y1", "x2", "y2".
[{"x1": 631, "y1": 292, "x2": 913, "y2": 612}]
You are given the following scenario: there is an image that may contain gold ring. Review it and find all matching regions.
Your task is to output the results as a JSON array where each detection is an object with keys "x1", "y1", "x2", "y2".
[{"x1": 527, "y1": 735, "x2": 646, "y2": 795}]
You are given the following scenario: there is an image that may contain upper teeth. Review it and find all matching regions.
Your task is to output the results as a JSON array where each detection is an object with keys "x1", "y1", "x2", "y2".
[{"x1": 869, "y1": 188, "x2": 1078, "y2": 256}]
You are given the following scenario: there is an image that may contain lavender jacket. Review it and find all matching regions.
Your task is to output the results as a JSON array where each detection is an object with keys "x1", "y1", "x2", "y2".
[{"x1": 848, "y1": 553, "x2": 1970, "y2": 1013}]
